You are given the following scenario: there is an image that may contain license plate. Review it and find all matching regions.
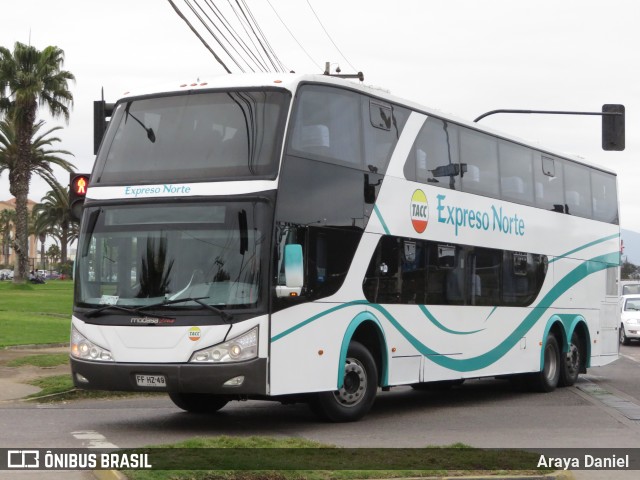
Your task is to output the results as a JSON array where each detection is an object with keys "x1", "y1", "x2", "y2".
[{"x1": 135, "y1": 374, "x2": 166, "y2": 388}]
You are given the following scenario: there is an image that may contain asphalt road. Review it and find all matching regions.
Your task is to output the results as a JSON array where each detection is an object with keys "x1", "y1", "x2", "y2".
[{"x1": 1, "y1": 344, "x2": 640, "y2": 479}]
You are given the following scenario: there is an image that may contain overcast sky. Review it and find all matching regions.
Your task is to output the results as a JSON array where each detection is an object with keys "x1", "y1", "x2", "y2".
[{"x1": 1, "y1": 0, "x2": 639, "y2": 231}]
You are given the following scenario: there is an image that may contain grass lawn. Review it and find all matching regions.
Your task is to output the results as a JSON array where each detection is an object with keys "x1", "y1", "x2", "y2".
[
  {"x1": 121, "y1": 437, "x2": 552, "y2": 480},
  {"x1": 0, "y1": 280, "x2": 73, "y2": 347}
]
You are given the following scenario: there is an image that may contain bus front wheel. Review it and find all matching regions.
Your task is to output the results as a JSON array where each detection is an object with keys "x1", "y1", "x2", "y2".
[
  {"x1": 168, "y1": 392, "x2": 228, "y2": 413},
  {"x1": 311, "y1": 341, "x2": 378, "y2": 422}
]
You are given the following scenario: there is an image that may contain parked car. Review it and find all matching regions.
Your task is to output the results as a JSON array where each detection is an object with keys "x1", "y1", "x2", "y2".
[{"x1": 620, "y1": 295, "x2": 640, "y2": 345}]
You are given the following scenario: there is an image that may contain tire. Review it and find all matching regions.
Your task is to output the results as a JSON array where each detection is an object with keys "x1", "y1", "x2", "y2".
[
  {"x1": 168, "y1": 392, "x2": 228, "y2": 413},
  {"x1": 530, "y1": 334, "x2": 561, "y2": 392},
  {"x1": 559, "y1": 331, "x2": 583, "y2": 387},
  {"x1": 620, "y1": 324, "x2": 631, "y2": 346},
  {"x1": 311, "y1": 341, "x2": 378, "y2": 422}
]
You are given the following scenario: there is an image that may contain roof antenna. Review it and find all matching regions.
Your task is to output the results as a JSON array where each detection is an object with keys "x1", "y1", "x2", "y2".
[{"x1": 323, "y1": 61, "x2": 363, "y2": 81}]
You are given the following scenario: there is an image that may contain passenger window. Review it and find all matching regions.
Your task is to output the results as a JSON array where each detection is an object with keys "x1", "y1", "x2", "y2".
[
  {"x1": 534, "y1": 155, "x2": 565, "y2": 213},
  {"x1": 289, "y1": 85, "x2": 363, "y2": 168},
  {"x1": 591, "y1": 170, "x2": 618, "y2": 224},
  {"x1": 499, "y1": 142, "x2": 534, "y2": 205},
  {"x1": 364, "y1": 99, "x2": 408, "y2": 174},
  {"x1": 563, "y1": 161, "x2": 592, "y2": 218},
  {"x1": 459, "y1": 128, "x2": 499, "y2": 197},
  {"x1": 404, "y1": 118, "x2": 460, "y2": 189}
]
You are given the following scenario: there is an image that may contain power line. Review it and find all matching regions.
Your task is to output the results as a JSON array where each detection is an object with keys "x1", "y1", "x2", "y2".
[
  {"x1": 167, "y1": 0, "x2": 232, "y2": 73},
  {"x1": 305, "y1": 0, "x2": 357, "y2": 72},
  {"x1": 184, "y1": 0, "x2": 247, "y2": 72},
  {"x1": 234, "y1": 0, "x2": 282, "y2": 73},
  {"x1": 203, "y1": 0, "x2": 270, "y2": 72},
  {"x1": 239, "y1": 0, "x2": 288, "y2": 72},
  {"x1": 266, "y1": 0, "x2": 322, "y2": 71}
]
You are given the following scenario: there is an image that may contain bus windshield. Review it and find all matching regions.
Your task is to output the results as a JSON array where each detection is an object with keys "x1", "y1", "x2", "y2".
[
  {"x1": 93, "y1": 89, "x2": 290, "y2": 185},
  {"x1": 75, "y1": 201, "x2": 269, "y2": 312}
]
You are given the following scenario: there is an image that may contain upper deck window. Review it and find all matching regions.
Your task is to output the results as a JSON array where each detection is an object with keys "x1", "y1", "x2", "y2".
[
  {"x1": 93, "y1": 90, "x2": 290, "y2": 185},
  {"x1": 288, "y1": 84, "x2": 408, "y2": 174}
]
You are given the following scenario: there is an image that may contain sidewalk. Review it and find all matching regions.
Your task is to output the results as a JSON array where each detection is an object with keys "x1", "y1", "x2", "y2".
[{"x1": 0, "y1": 344, "x2": 70, "y2": 402}]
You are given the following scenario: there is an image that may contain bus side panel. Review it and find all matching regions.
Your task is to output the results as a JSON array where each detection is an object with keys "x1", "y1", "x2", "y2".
[{"x1": 270, "y1": 303, "x2": 368, "y2": 396}]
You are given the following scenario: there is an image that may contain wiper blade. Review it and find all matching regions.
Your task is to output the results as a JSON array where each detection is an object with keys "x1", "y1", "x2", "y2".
[
  {"x1": 136, "y1": 296, "x2": 233, "y2": 323},
  {"x1": 85, "y1": 304, "x2": 140, "y2": 318}
]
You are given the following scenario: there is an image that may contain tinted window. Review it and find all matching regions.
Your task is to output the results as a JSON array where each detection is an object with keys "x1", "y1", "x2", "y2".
[
  {"x1": 534, "y1": 155, "x2": 565, "y2": 213},
  {"x1": 93, "y1": 90, "x2": 290, "y2": 185},
  {"x1": 289, "y1": 85, "x2": 407, "y2": 174},
  {"x1": 563, "y1": 161, "x2": 593, "y2": 218},
  {"x1": 289, "y1": 85, "x2": 363, "y2": 168},
  {"x1": 499, "y1": 142, "x2": 534, "y2": 205},
  {"x1": 405, "y1": 118, "x2": 461, "y2": 189},
  {"x1": 364, "y1": 236, "x2": 547, "y2": 307},
  {"x1": 459, "y1": 128, "x2": 499, "y2": 197},
  {"x1": 591, "y1": 170, "x2": 618, "y2": 223}
]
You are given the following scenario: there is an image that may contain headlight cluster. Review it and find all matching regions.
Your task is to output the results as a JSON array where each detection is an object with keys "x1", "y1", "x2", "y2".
[
  {"x1": 624, "y1": 318, "x2": 639, "y2": 325},
  {"x1": 190, "y1": 327, "x2": 258, "y2": 363},
  {"x1": 70, "y1": 326, "x2": 113, "y2": 362}
]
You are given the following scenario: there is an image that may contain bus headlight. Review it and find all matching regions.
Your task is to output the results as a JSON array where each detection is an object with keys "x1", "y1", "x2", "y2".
[
  {"x1": 190, "y1": 327, "x2": 258, "y2": 363},
  {"x1": 70, "y1": 326, "x2": 113, "y2": 362}
]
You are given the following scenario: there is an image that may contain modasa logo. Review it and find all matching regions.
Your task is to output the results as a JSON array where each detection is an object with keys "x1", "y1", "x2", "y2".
[{"x1": 410, "y1": 189, "x2": 429, "y2": 233}]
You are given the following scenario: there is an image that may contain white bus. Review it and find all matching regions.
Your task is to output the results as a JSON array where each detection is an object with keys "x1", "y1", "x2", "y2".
[{"x1": 70, "y1": 73, "x2": 620, "y2": 422}]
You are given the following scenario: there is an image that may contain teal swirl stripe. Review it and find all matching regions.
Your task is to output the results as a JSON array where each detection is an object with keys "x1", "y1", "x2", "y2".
[{"x1": 271, "y1": 252, "x2": 618, "y2": 372}]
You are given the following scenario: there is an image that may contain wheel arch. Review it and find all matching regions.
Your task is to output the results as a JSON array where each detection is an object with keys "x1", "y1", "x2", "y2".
[
  {"x1": 541, "y1": 314, "x2": 591, "y2": 371},
  {"x1": 338, "y1": 312, "x2": 389, "y2": 389}
]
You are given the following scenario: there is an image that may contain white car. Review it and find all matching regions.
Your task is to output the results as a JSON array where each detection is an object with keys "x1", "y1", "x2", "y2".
[{"x1": 620, "y1": 295, "x2": 640, "y2": 345}]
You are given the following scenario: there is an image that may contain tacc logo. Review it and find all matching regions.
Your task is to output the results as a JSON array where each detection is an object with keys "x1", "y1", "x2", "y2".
[{"x1": 410, "y1": 189, "x2": 429, "y2": 233}]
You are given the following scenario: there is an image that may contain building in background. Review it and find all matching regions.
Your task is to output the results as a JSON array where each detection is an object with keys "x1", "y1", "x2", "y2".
[{"x1": 0, "y1": 198, "x2": 39, "y2": 269}]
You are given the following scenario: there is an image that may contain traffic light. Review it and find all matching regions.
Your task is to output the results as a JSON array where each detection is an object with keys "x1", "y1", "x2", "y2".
[
  {"x1": 602, "y1": 104, "x2": 625, "y2": 151},
  {"x1": 69, "y1": 173, "x2": 90, "y2": 221}
]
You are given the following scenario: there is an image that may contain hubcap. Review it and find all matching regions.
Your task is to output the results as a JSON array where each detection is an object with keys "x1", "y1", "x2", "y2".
[
  {"x1": 565, "y1": 343, "x2": 579, "y2": 377},
  {"x1": 334, "y1": 357, "x2": 367, "y2": 407}
]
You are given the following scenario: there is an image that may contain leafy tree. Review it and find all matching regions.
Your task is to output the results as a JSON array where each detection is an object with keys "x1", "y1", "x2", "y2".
[
  {"x1": 621, "y1": 259, "x2": 638, "y2": 280},
  {"x1": 33, "y1": 182, "x2": 77, "y2": 264},
  {"x1": 46, "y1": 243, "x2": 60, "y2": 265},
  {"x1": 0, "y1": 42, "x2": 74, "y2": 283}
]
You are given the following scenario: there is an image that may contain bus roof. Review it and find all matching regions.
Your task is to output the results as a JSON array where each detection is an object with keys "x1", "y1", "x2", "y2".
[{"x1": 117, "y1": 73, "x2": 616, "y2": 176}]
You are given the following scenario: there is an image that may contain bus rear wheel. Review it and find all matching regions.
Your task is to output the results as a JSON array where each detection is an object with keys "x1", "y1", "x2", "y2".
[
  {"x1": 530, "y1": 334, "x2": 561, "y2": 392},
  {"x1": 168, "y1": 392, "x2": 228, "y2": 413},
  {"x1": 559, "y1": 331, "x2": 583, "y2": 387},
  {"x1": 311, "y1": 341, "x2": 378, "y2": 422}
]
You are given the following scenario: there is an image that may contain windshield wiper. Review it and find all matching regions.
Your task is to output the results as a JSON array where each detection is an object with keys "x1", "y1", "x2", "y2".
[
  {"x1": 84, "y1": 297, "x2": 233, "y2": 322},
  {"x1": 85, "y1": 304, "x2": 140, "y2": 318},
  {"x1": 136, "y1": 296, "x2": 233, "y2": 323}
]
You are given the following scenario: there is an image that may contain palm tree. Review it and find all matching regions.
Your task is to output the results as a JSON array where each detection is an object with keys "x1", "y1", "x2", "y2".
[
  {"x1": 33, "y1": 182, "x2": 76, "y2": 263},
  {"x1": 0, "y1": 42, "x2": 74, "y2": 283},
  {"x1": 0, "y1": 118, "x2": 75, "y2": 277},
  {"x1": 0, "y1": 208, "x2": 16, "y2": 266}
]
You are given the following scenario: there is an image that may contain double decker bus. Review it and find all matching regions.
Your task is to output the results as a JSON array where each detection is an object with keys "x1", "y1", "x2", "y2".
[{"x1": 70, "y1": 73, "x2": 620, "y2": 422}]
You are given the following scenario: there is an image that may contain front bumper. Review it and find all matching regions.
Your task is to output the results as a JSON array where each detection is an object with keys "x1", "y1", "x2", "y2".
[
  {"x1": 70, "y1": 357, "x2": 268, "y2": 395},
  {"x1": 622, "y1": 325, "x2": 640, "y2": 339}
]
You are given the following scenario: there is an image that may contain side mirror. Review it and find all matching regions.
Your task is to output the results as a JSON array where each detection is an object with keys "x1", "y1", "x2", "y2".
[{"x1": 276, "y1": 244, "x2": 304, "y2": 298}]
